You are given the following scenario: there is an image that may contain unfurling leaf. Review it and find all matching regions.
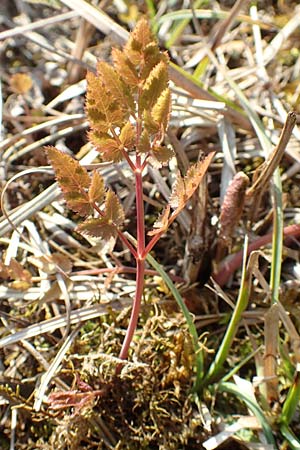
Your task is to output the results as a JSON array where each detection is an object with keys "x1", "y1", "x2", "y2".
[
  {"x1": 46, "y1": 146, "x2": 92, "y2": 216},
  {"x1": 139, "y1": 61, "x2": 169, "y2": 112},
  {"x1": 151, "y1": 88, "x2": 171, "y2": 131},
  {"x1": 88, "y1": 170, "x2": 105, "y2": 205},
  {"x1": 88, "y1": 131, "x2": 123, "y2": 162},
  {"x1": 148, "y1": 205, "x2": 171, "y2": 236},
  {"x1": 170, "y1": 152, "x2": 215, "y2": 215}
]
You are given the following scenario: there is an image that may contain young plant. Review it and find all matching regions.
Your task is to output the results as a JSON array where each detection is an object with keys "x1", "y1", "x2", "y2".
[{"x1": 46, "y1": 18, "x2": 214, "y2": 364}]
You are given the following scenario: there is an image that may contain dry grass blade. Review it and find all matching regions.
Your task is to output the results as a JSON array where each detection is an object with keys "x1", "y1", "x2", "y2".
[
  {"x1": 0, "y1": 301, "x2": 127, "y2": 348},
  {"x1": 263, "y1": 7, "x2": 300, "y2": 64},
  {"x1": 0, "y1": 11, "x2": 78, "y2": 40},
  {"x1": 59, "y1": 0, "x2": 128, "y2": 43},
  {"x1": 246, "y1": 111, "x2": 297, "y2": 198},
  {"x1": 169, "y1": 63, "x2": 252, "y2": 132},
  {"x1": 264, "y1": 304, "x2": 279, "y2": 402},
  {"x1": 33, "y1": 324, "x2": 81, "y2": 411},
  {"x1": 210, "y1": 0, "x2": 249, "y2": 51}
]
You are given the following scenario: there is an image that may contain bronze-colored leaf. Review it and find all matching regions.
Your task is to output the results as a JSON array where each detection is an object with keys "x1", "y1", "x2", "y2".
[
  {"x1": 144, "y1": 109, "x2": 160, "y2": 135},
  {"x1": 104, "y1": 190, "x2": 125, "y2": 228},
  {"x1": 137, "y1": 129, "x2": 150, "y2": 153},
  {"x1": 96, "y1": 62, "x2": 134, "y2": 113},
  {"x1": 112, "y1": 48, "x2": 139, "y2": 87},
  {"x1": 140, "y1": 44, "x2": 168, "y2": 81},
  {"x1": 170, "y1": 152, "x2": 215, "y2": 215},
  {"x1": 86, "y1": 71, "x2": 127, "y2": 133},
  {"x1": 151, "y1": 88, "x2": 171, "y2": 131},
  {"x1": 88, "y1": 170, "x2": 105, "y2": 205},
  {"x1": 151, "y1": 144, "x2": 174, "y2": 165},
  {"x1": 148, "y1": 205, "x2": 171, "y2": 236},
  {"x1": 46, "y1": 146, "x2": 92, "y2": 216},
  {"x1": 76, "y1": 218, "x2": 117, "y2": 241},
  {"x1": 139, "y1": 61, "x2": 169, "y2": 112},
  {"x1": 124, "y1": 17, "x2": 153, "y2": 64},
  {"x1": 89, "y1": 131, "x2": 124, "y2": 162},
  {"x1": 119, "y1": 121, "x2": 136, "y2": 149}
]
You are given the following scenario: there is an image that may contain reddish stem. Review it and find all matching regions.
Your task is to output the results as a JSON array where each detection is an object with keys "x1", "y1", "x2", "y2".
[
  {"x1": 118, "y1": 157, "x2": 146, "y2": 361},
  {"x1": 213, "y1": 223, "x2": 300, "y2": 286},
  {"x1": 118, "y1": 258, "x2": 145, "y2": 360}
]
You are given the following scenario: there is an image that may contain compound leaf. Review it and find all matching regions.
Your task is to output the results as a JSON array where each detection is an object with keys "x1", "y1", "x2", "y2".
[
  {"x1": 46, "y1": 146, "x2": 92, "y2": 216},
  {"x1": 170, "y1": 152, "x2": 215, "y2": 215}
]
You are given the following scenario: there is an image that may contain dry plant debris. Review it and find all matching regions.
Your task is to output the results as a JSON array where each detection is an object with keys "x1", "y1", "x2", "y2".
[{"x1": 0, "y1": 1, "x2": 300, "y2": 449}]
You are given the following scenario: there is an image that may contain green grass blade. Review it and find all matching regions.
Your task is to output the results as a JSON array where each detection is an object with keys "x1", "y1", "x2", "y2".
[
  {"x1": 280, "y1": 423, "x2": 300, "y2": 449},
  {"x1": 158, "y1": 9, "x2": 269, "y2": 27},
  {"x1": 218, "y1": 381, "x2": 277, "y2": 446},
  {"x1": 221, "y1": 347, "x2": 262, "y2": 382},
  {"x1": 270, "y1": 170, "x2": 283, "y2": 303},
  {"x1": 145, "y1": 0, "x2": 158, "y2": 34},
  {"x1": 163, "y1": 1, "x2": 210, "y2": 49},
  {"x1": 280, "y1": 366, "x2": 300, "y2": 426},
  {"x1": 169, "y1": 61, "x2": 246, "y2": 114},
  {"x1": 204, "y1": 236, "x2": 250, "y2": 385},
  {"x1": 146, "y1": 252, "x2": 204, "y2": 391},
  {"x1": 207, "y1": 52, "x2": 283, "y2": 304}
]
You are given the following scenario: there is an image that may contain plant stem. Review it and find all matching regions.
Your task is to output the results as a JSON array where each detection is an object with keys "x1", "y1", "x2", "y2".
[
  {"x1": 213, "y1": 223, "x2": 300, "y2": 286},
  {"x1": 118, "y1": 258, "x2": 145, "y2": 360},
  {"x1": 118, "y1": 159, "x2": 146, "y2": 361}
]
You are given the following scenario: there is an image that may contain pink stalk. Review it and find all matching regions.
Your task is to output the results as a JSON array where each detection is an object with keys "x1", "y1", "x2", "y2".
[
  {"x1": 213, "y1": 223, "x2": 300, "y2": 286},
  {"x1": 118, "y1": 160, "x2": 146, "y2": 361}
]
